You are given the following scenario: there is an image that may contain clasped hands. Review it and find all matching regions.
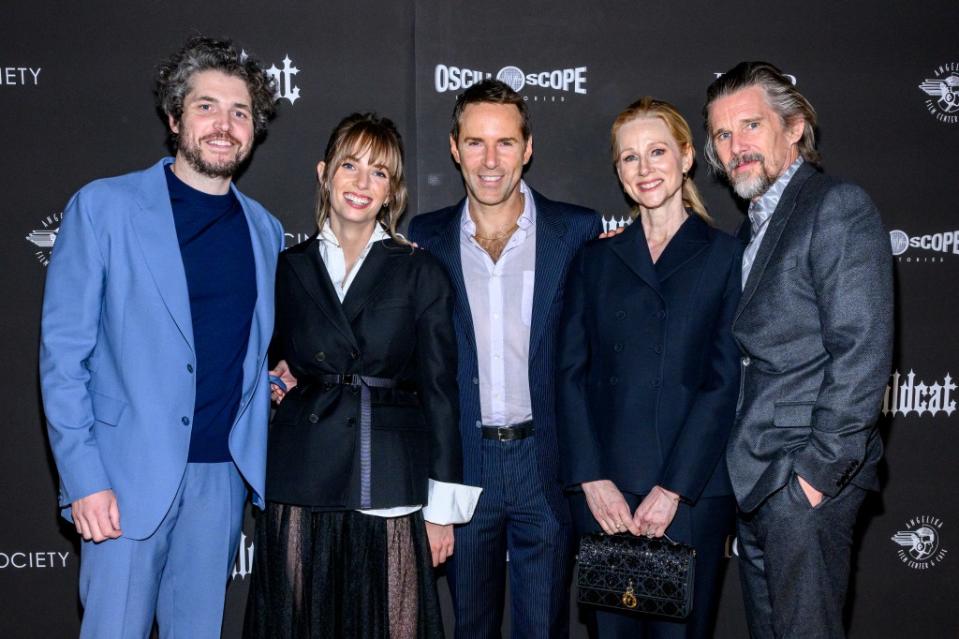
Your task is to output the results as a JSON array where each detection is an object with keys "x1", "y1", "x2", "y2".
[{"x1": 582, "y1": 480, "x2": 679, "y2": 538}]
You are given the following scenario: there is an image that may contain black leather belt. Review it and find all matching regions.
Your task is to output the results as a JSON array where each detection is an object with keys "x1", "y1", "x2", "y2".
[
  {"x1": 318, "y1": 373, "x2": 408, "y2": 508},
  {"x1": 481, "y1": 420, "x2": 534, "y2": 441}
]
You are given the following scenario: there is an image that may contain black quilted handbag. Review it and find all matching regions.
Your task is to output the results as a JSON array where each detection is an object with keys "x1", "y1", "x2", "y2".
[{"x1": 576, "y1": 532, "x2": 695, "y2": 619}]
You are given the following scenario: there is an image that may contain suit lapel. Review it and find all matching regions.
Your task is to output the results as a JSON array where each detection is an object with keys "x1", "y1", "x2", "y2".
[
  {"x1": 609, "y1": 216, "x2": 663, "y2": 299},
  {"x1": 234, "y1": 189, "x2": 275, "y2": 400},
  {"x1": 528, "y1": 194, "x2": 574, "y2": 359},
  {"x1": 287, "y1": 239, "x2": 359, "y2": 350},
  {"x1": 131, "y1": 159, "x2": 194, "y2": 352},
  {"x1": 653, "y1": 214, "x2": 711, "y2": 283},
  {"x1": 342, "y1": 241, "x2": 402, "y2": 322},
  {"x1": 430, "y1": 204, "x2": 478, "y2": 354},
  {"x1": 734, "y1": 163, "x2": 815, "y2": 324}
]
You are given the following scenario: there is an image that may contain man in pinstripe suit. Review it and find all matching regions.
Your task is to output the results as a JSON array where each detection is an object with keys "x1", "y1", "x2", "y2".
[{"x1": 408, "y1": 79, "x2": 602, "y2": 638}]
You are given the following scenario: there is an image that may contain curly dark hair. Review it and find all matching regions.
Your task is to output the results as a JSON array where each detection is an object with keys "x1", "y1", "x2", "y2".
[{"x1": 156, "y1": 36, "x2": 277, "y2": 143}]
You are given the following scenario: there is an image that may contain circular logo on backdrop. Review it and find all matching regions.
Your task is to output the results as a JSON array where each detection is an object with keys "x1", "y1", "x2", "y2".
[
  {"x1": 496, "y1": 66, "x2": 526, "y2": 92},
  {"x1": 25, "y1": 211, "x2": 63, "y2": 267},
  {"x1": 919, "y1": 63, "x2": 959, "y2": 124},
  {"x1": 891, "y1": 515, "x2": 948, "y2": 569},
  {"x1": 889, "y1": 230, "x2": 909, "y2": 255}
]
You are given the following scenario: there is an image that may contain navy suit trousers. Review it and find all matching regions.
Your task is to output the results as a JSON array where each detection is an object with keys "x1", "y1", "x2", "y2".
[{"x1": 448, "y1": 436, "x2": 573, "y2": 639}]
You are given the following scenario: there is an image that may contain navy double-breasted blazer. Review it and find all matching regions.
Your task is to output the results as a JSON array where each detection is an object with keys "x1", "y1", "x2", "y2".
[
  {"x1": 557, "y1": 214, "x2": 743, "y2": 503},
  {"x1": 408, "y1": 190, "x2": 602, "y2": 520}
]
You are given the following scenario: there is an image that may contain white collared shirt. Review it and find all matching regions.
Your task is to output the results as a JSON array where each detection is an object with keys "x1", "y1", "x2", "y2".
[
  {"x1": 459, "y1": 180, "x2": 536, "y2": 427},
  {"x1": 316, "y1": 221, "x2": 481, "y2": 523}
]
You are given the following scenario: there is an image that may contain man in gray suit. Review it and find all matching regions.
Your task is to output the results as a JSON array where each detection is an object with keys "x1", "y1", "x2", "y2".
[{"x1": 704, "y1": 61, "x2": 893, "y2": 638}]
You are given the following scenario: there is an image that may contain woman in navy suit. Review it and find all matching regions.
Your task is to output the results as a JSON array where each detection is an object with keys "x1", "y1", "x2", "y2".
[{"x1": 557, "y1": 98, "x2": 743, "y2": 639}]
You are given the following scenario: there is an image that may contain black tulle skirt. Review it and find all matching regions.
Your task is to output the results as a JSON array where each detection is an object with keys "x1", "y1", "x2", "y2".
[{"x1": 243, "y1": 503, "x2": 444, "y2": 639}]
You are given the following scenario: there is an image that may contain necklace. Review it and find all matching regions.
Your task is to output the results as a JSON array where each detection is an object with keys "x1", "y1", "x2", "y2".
[{"x1": 473, "y1": 222, "x2": 519, "y2": 242}]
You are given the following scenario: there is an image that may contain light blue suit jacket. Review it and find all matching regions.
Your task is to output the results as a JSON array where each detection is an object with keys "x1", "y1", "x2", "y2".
[{"x1": 40, "y1": 158, "x2": 283, "y2": 539}]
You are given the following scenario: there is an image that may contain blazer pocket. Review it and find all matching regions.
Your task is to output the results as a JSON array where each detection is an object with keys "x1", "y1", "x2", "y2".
[
  {"x1": 773, "y1": 400, "x2": 815, "y2": 428},
  {"x1": 374, "y1": 297, "x2": 413, "y2": 311},
  {"x1": 766, "y1": 256, "x2": 798, "y2": 275},
  {"x1": 373, "y1": 404, "x2": 429, "y2": 431},
  {"x1": 90, "y1": 390, "x2": 127, "y2": 427}
]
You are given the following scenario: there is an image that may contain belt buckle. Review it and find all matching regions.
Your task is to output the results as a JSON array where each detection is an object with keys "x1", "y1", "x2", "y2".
[{"x1": 494, "y1": 426, "x2": 511, "y2": 441}]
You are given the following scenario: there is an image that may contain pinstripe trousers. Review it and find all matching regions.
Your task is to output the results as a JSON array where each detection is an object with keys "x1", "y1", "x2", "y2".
[{"x1": 448, "y1": 435, "x2": 574, "y2": 638}]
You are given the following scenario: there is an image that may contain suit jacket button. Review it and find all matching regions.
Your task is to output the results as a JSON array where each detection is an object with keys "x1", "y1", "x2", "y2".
[
  {"x1": 347, "y1": 417, "x2": 356, "y2": 427},
  {"x1": 609, "y1": 376, "x2": 619, "y2": 385},
  {"x1": 615, "y1": 310, "x2": 627, "y2": 320},
  {"x1": 741, "y1": 356, "x2": 751, "y2": 366},
  {"x1": 472, "y1": 377, "x2": 479, "y2": 385},
  {"x1": 657, "y1": 310, "x2": 667, "y2": 320},
  {"x1": 308, "y1": 413, "x2": 319, "y2": 424},
  {"x1": 613, "y1": 343, "x2": 624, "y2": 352},
  {"x1": 652, "y1": 344, "x2": 663, "y2": 354},
  {"x1": 350, "y1": 350, "x2": 360, "y2": 360},
  {"x1": 181, "y1": 416, "x2": 190, "y2": 426},
  {"x1": 314, "y1": 351, "x2": 326, "y2": 362},
  {"x1": 651, "y1": 379, "x2": 661, "y2": 388}
]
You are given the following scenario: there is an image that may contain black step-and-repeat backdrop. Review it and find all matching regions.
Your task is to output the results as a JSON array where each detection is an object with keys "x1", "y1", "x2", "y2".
[{"x1": 2, "y1": 1, "x2": 956, "y2": 636}]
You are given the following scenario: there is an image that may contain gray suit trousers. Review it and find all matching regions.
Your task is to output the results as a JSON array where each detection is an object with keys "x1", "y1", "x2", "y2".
[{"x1": 736, "y1": 475, "x2": 866, "y2": 639}]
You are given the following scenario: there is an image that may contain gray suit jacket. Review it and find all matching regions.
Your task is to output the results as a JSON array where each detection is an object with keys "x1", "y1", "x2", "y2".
[{"x1": 727, "y1": 162, "x2": 893, "y2": 513}]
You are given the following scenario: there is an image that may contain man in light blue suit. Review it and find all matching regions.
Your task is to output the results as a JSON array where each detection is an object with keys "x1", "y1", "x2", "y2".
[{"x1": 39, "y1": 36, "x2": 283, "y2": 638}]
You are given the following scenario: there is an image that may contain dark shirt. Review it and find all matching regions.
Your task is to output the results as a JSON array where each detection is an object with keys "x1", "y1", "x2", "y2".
[{"x1": 165, "y1": 164, "x2": 256, "y2": 462}]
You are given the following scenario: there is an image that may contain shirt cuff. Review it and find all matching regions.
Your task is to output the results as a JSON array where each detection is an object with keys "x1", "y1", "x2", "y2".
[{"x1": 421, "y1": 479, "x2": 482, "y2": 525}]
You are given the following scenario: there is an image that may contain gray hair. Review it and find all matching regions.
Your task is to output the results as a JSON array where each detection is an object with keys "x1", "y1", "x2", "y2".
[
  {"x1": 155, "y1": 36, "x2": 276, "y2": 143},
  {"x1": 703, "y1": 61, "x2": 820, "y2": 172}
]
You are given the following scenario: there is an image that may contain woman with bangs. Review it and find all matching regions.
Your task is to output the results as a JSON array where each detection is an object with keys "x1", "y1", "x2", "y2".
[
  {"x1": 244, "y1": 113, "x2": 479, "y2": 639},
  {"x1": 557, "y1": 98, "x2": 742, "y2": 638}
]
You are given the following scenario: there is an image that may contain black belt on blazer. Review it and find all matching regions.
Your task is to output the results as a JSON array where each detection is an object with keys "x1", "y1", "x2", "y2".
[{"x1": 317, "y1": 373, "x2": 412, "y2": 509}]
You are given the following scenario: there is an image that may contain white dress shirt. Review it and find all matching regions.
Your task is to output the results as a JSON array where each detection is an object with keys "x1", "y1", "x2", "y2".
[
  {"x1": 460, "y1": 180, "x2": 536, "y2": 427},
  {"x1": 316, "y1": 221, "x2": 481, "y2": 523}
]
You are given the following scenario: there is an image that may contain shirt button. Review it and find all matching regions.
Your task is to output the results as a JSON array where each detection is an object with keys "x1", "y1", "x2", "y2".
[
  {"x1": 609, "y1": 376, "x2": 619, "y2": 385},
  {"x1": 186, "y1": 364, "x2": 194, "y2": 373},
  {"x1": 615, "y1": 310, "x2": 627, "y2": 320},
  {"x1": 181, "y1": 416, "x2": 190, "y2": 426},
  {"x1": 613, "y1": 343, "x2": 624, "y2": 353},
  {"x1": 742, "y1": 356, "x2": 751, "y2": 366},
  {"x1": 314, "y1": 351, "x2": 326, "y2": 363},
  {"x1": 308, "y1": 413, "x2": 319, "y2": 424}
]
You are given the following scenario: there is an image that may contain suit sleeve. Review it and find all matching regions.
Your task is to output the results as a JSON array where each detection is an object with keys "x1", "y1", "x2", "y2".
[
  {"x1": 659, "y1": 242, "x2": 743, "y2": 503},
  {"x1": 792, "y1": 185, "x2": 893, "y2": 497},
  {"x1": 39, "y1": 189, "x2": 111, "y2": 506},
  {"x1": 556, "y1": 249, "x2": 603, "y2": 488},
  {"x1": 406, "y1": 215, "x2": 424, "y2": 247},
  {"x1": 413, "y1": 259, "x2": 463, "y2": 484}
]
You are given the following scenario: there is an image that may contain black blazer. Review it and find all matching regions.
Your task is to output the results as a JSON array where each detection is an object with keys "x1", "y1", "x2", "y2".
[
  {"x1": 728, "y1": 163, "x2": 893, "y2": 512},
  {"x1": 557, "y1": 214, "x2": 743, "y2": 504},
  {"x1": 265, "y1": 236, "x2": 462, "y2": 509}
]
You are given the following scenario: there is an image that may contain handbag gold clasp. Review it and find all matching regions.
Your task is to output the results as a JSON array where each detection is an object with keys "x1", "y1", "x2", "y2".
[{"x1": 621, "y1": 580, "x2": 638, "y2": 609}]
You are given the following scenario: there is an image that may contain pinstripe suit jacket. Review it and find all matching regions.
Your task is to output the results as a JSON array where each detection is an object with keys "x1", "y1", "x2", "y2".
[{"x1": 408, "y1": 190, "x2": 602, "y2": 520}]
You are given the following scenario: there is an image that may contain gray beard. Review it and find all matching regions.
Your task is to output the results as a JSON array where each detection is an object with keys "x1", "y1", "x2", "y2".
[{"x1": 731, "y1": 171, "x2": 774, "y2": 200}]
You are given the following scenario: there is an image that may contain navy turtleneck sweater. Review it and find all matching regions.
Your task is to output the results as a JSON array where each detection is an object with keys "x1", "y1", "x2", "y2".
[{"x1": 165, "y1": 164, "x2": 256, "y2": 462}]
